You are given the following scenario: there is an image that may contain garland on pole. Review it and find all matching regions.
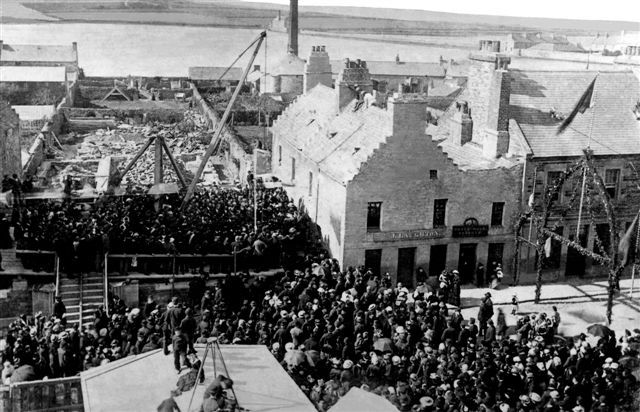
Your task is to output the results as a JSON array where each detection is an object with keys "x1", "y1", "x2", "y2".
[{"x1": 513, "y1": 153, "x2": 635, "y2": 321}]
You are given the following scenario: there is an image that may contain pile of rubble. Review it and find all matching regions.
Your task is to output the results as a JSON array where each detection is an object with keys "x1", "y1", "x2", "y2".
[{"x1": 50, "y1": 111, "x2": 222, "y2": 190}]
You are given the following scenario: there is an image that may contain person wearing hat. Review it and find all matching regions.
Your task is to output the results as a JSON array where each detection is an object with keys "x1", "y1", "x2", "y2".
[
  {"x1": 477, "y1": 293, "x2": 493, "y2": 336},
  {"x1": 179, "y1": 308, "x2": 197, "y2": 354},
  {"x1": 172, "y1": 327, "x2": 191, "y2": 373},
  {"x1": 53, "y1": 296, "x2": 66, "y2": 320},
  {"x1": 202, "y1": 375, "x2": 234, "y2": 412},
  {"x1": 419, "y1": 396, "x2": 434, "y2": 411}
]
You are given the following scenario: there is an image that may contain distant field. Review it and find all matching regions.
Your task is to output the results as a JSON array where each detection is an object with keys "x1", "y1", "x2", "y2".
[{"x1": 23, "y1": 1, "x2": 533, "y2": 35}]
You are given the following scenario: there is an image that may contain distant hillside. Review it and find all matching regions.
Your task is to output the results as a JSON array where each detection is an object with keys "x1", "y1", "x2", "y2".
[
  {"x1": 9, "y1": 0, "x2": 640, "y2": 36},
  {"x1": 301, "y1": 5, "x2": 640, "y2": 34}
]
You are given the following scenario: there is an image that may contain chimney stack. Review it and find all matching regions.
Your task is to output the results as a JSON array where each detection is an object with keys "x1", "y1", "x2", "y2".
[
  {"x1": 288, "y1": 0, "x2": 299, "y2": 56},
  {"x1": 483, "y1": 55, "x2": 511, "y2": 158},
  {"x1": 450, "y1": 101, "x2": 473, "y2": 146},
  {"x1": 388, "y1": 93, "x2": 428, "y2": 137},
  {"x1": 336, "y1": 58, "x2": 372, "y2": 111},
  {"x1": 304, "y1": 46, "x2": 332, "y2": 94}
]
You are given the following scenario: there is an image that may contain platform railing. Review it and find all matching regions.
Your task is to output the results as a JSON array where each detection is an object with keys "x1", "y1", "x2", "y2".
[{"x1": 6, "y1": 376, "x2": 83, "y2": 412}]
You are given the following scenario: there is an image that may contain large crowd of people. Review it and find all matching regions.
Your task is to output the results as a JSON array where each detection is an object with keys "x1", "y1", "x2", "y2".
[
  {"x1": 2, "y1": 264, "x2": 639, "y2": 411},
  {"x1": 1, "y1": 189, "x2": 639, "y2": 412},
  {"x1": 11, "y1": 187, "x2": 318, "y2": 274}
]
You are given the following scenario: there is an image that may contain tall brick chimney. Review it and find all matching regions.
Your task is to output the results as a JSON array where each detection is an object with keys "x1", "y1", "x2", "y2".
[
  {"x1": 304, "y1": 46, "x2": 332, "y2": 94},
  {"x1": 450, "y1": 101, "x2": 473, "y2": 146},
  {"x1": 483, "y1": 55, "x2": 511, "y2": 158},
  {"x1": 336, "y1": 58, "x2": 372, "y2": 111},
  {"x1": 288, "y1": 0, "x2": 299, "y2": 56}
]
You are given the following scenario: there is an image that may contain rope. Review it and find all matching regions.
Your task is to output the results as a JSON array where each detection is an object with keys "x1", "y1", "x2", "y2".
[{"x1": 216, "y1": 34, "x2": 262, "y2": 82}]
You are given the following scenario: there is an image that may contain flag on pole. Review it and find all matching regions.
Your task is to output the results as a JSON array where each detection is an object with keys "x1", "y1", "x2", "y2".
[
  {"x1": 619, "y1": 213, "x2": 639, "y2": 267},
  {"x1": 557, "y1": 77, "x2": 597, "y2": 134}
]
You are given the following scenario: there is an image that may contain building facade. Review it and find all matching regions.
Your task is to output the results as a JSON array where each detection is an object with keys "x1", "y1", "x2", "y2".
[
  {"x1": 272, "y1": 56, "x2": 527, "y2": 287},
  {"x1": 510, "y1": 70, "x2": 640, "y2": 282}
]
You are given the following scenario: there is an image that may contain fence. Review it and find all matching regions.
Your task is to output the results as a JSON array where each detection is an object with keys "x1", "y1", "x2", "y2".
[
  {"x1": 106, "y1": 253, "x2": 236, "y2": 276},
  {"x1": 2, "y1": 376, "x2": 83, "y2": 412}
]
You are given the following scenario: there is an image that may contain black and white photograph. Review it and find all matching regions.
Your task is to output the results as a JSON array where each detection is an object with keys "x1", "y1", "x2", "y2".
[{"x1": 1, "y1": 0, "x2": 640, "y2": 410}]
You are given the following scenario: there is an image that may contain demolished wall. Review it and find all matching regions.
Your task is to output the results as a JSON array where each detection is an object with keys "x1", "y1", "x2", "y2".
[{"x1": 190, "y1": 83, "x2": 252, "y2": 184}]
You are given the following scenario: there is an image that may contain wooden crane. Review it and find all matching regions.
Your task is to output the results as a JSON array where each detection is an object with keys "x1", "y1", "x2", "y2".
[{"x1": 180, "y1": 31, "x2": 267, "y2": 210}]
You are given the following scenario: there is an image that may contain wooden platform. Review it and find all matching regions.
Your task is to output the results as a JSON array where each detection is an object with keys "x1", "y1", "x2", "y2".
[{"x1": 81, "y1": 345, "x2": 316, "y2": 412}]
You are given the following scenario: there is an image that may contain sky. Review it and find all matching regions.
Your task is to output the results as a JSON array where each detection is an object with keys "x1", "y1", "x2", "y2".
[{"x1": 245, "y1": 0, "x2": 640, "y2": 23}]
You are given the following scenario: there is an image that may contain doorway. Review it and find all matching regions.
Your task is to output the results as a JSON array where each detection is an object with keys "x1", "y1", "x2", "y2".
[
  {"x1": 429, "y1": 244, "x2": 447, "y2": 278},
  {"x1": 458, "y1": 243, "x2": 477, "y2": 284},
  {"x1": 364, "y1": 249, "x2": 382, "y2": 276},
  {"x1": 397, "y1": 247, "x2": 416, "y2": 287},
  {"x1": 487, "y1": 243, "x2": 504, "y2": 279},
  {"x1": 566, "y1": 225, "x2": 589, "y2": 277}
]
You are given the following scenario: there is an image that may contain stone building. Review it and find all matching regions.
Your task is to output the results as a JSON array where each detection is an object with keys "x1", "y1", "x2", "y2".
[
  {"x1": 0, "y1": 41, "x2": 80, "y2": 81},
  {"x1": 510, "y1": 69, "x2": 640, "y2": 281},
  {"x1": 0, "y1": 100, "x2": 22, "y2": 178},
  {"x1": 249, "y1": 45, "x2": 458, "y2": 97},
  {"x1": 188, "y1": 66, "x2": 243, "y2": 91},
  {"x1": 271, "y1": 56, "x2": 528, "y2": 286},
  {"x1": 248, "y1": 53, "x2": 306, "y2": 95}
]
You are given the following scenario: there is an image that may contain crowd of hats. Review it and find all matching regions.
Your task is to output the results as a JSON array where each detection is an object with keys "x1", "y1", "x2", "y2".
[
  {"x1": 12, "y1": 187, "x2": 308, "y2": 270},
  {"x1": 2, "y1": 189, "x2": 640, "y2": 411},
  {"x1": 2, "y1": 256, "x2": 640, "y2": 411}
]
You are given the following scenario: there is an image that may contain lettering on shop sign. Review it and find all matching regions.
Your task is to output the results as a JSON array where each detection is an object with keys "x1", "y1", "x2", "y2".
[
  {"x1": 452, "y1": 217, "x2": 489, "y2": 238},
  {"x1": 372, "y1": 229, "x2": 444, "y2": 242}
]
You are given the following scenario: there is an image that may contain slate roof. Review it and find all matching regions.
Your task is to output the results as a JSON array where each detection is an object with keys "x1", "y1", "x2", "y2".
[
  {"x1": 12, "y1": 105, "x2": 56, "y2": 121},
  {"x1": 509, "y1": 70, "x2": 640, "y2": 158},
  {"x1": 330, "y1": 60, "x2": 445, "y2": 78},
  {"x1": 188, "y1": 67, "x2": 243, "y2": 81},
  {"x1": 1, "y1": 43, "x2": 76, "y2": 63},
  {"x1": 0, "y1": 66, "x2": 67, "y2": 82},
  {"x1": 272, "y1": 85, "x2": 392, "y2": 184}
]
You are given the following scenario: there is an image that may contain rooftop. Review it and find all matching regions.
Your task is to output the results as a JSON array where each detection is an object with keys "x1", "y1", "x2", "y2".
[
  {"x1": 509, "y1": 70, "x2": 640, "y2": 157},
  {"x1": 329, "y1": 387, "x2": 398, "y2": 412},
  {"x1": 188, "y1": 66, "x2": 243, "y2": 81},
  {"x1": 0, "y1": 42, "x2": 76, "y2": 63},
  {"x1": 331, "y1": 60, "x2": 446, "y2": 78},
  {"x1": 272, "y1": 85, "x2": 393, "y2": 184},
  {"x1": 0, "y1": 66, "x2": 67, "y2": 82},
  {"x1": 11, "y1": 105, "x2": 56, "y2": 121},
  {"x1": 81, "y1": 345, "x2": 316, "y2": 412}
]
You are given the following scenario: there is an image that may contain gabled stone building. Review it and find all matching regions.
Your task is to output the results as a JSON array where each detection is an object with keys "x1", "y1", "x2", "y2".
[{"x1": 271, "y1": 56, "x2": 528, "y2": 286}]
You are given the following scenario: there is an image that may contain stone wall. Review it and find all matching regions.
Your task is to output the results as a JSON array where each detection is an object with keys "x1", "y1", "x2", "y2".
[
  {"x1": 1, "y1": 102, "x2": 21, "y2": 178},
  {"x1": 191, "y1": 83, "x2": 252, "y2": 184},
  {"x1": 0, "y1": 279, "x2": 33, "y2": 320},
  {"x1": 271, "y1": 128, "x2": 348, "y2": 261},
  {"x1": 343, "y1": 98, "x2": 522, "y2": 285},
  {"x1": 22, "y1": 109, "x2": 64, "y2": 177}
]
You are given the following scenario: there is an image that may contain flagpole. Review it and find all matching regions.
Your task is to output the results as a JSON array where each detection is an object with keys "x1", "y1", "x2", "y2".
[
  {"x1": 253, "y1": 150, "x2": 258, "y2": 233},
  {"x1": 630, "y1": 214, "x2": 640, "y2": 299},
  {"x1": 575, "y1": 73, "x2": 599, "y2": 239}
]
